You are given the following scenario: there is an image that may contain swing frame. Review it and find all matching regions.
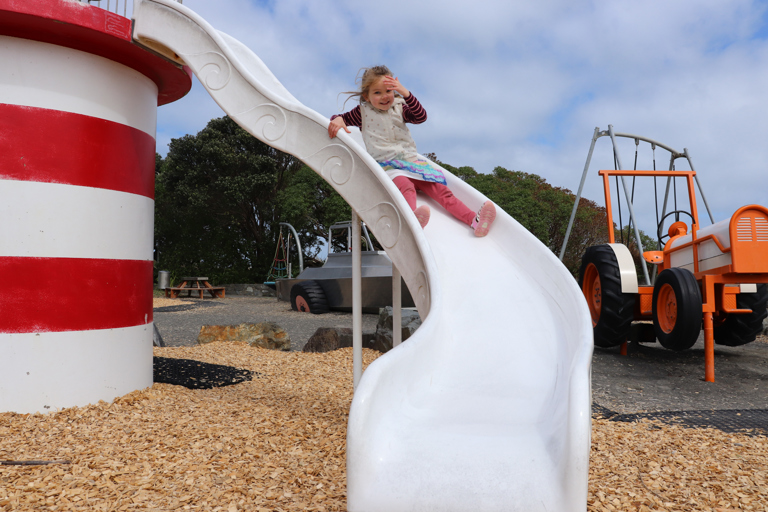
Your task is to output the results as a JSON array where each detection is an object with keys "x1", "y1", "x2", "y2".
[{"x1": 562, "y1": 125, "x2": 768, "y2": 382}]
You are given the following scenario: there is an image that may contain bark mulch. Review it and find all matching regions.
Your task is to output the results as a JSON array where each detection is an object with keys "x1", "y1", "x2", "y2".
[
  {"x1": 1, "y1": 301, "x2": 767, "y2": 510},
  {"x1": 1, "y1": 343, "x2": 376, "y2": 511}
]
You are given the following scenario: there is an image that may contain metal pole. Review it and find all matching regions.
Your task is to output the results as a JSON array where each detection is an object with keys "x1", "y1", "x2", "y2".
[
  {"x1": 362, "y1": 222, "x2": 374, "y2": 250},
  {"x1": 279, "y1": 222, "x2": 303, "y2": 273},
  {"x1": 560, "y1": 127, "x2": 601, "y2": 261},
  {"x1": 704, "y1": 311, "x2": 715, "y2": 382},
  {"x1": 352, "y1": 212, "x2": 362, "y2": 390},
  {"x1": 608, "y1": 125, "x2": 651, "y2": 286},
  {"x1": 392, "y1": 264, "x2": 402, "y2": 348},
  {"x1": 683, "y1": 148, "x2": 715, "y2": 224}
]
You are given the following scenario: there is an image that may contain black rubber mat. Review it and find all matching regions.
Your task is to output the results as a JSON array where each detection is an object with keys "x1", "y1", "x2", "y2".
[
  {"x1": 593, "y1": 403, "x2": 768, "y2": 436},
  {"x1": 153, "y1": 357, "x2": 256, "y2": 389}
]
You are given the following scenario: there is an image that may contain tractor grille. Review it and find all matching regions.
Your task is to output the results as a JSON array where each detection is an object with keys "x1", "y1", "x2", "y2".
[{"x1": 736, "y1": 214, "x2": 768, "y2": 242}]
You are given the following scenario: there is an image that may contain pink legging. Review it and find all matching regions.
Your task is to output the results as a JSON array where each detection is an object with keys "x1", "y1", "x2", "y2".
[{"x1": 392, "y1": 176, "x2": 475, "y2": 226}]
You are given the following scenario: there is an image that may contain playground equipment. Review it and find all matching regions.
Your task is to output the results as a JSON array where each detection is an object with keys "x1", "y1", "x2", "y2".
[
  {"x1": 265, "y1": 222, "x2": 304, "y2": 285},
  {"x1": 274, "y1": 221, "x2": 415, "y2": 313},
  {"x1": 0, "y1": 0, "x2": 191, "y2": 414},
  {"x1": 561, "y1": 126, "x2": 768, "y2": 382},
  {"x1": 132, "y1": 1, "x2": 592, "y2": 509}
]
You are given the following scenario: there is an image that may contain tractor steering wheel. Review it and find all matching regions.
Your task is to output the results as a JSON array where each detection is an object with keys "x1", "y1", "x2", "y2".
[{"x1": 657, "y1": 210, "x2": 695, "y2": 245}]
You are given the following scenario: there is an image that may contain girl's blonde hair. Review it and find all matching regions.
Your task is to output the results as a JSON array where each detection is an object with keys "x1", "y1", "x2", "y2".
[{"x1": 341, "y1": 65, "x2": 392, "y2": 109}]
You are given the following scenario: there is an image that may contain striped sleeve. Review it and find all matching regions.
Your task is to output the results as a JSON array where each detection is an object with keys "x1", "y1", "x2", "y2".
[
  {"x1": 402, "y1": 94, "x2": 427, "y2": 124},
  {"x1": 331, "y1": 106, "x2": 362, "y2": 128}
]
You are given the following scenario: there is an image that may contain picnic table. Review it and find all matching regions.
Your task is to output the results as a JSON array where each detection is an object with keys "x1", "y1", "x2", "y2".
[{"x1": 164, "y1": 277, "x2": 225, "y2": 299}]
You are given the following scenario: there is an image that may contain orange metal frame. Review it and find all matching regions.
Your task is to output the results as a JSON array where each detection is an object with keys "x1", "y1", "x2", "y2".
[{"x1": 599, "y1": 170, "x2": 768, "y2": 382}]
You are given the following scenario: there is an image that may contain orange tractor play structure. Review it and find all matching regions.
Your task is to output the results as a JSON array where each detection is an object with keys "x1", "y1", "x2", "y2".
[{"x1": 561, "y1": 126, "x2": 768, "y2": 382}]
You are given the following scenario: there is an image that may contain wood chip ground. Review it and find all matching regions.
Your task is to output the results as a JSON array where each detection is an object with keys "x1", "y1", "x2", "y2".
[{"x1": 1, "y1": 301, "x2": 766, "y2": 511}]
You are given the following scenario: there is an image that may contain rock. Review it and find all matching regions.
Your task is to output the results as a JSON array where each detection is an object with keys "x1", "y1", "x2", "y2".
[
  {"x1": 220, "y1": 283, "x2": 276, "y2": 297},
  {"x1": 303, "y1": 327, "x2": 376, "y2": 353},
  {"x1": 197, "y1": 322, "x2": 290, "y2": 351},
  {"x1": 373, "y1": 307, "x2": 422, "y2": 353},
  {"x1": 763, "y1": 314, "x2": 768, "y2": 336}
]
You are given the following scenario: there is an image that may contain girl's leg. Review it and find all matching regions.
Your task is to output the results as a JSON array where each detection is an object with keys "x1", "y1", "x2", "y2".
[
  {"x1": 392, "y1": 176, "x2": 417, "y2": 210},
  {"x1": 414, "y1": 181, "x2": 476, "y2": 226},
  {"x1": 393, "y1": 176, "x2": 430, "y2": 228}
]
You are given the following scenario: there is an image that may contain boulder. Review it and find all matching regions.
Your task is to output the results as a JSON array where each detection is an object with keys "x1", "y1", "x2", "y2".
[
  {"x1": 373, "y1": 307, "x2": 422, "y2": 353},
  {"x1": 197, "y1": 322, "x2": 290, "y2": 351},
  {"x1": 302, "y1": 327, "x2": 376, "y2": 353},
  {"x1": 220, "y1": 283, "x2": 277, "y2": 297}
]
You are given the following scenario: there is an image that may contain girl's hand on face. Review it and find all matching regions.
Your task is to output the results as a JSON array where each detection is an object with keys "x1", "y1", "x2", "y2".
[
  {"x1": 383, "y1": 76, "x2": 410, "y2": 98},
  {"x1": 328, "y1": 117, "x2": 350, "y2": 138}
]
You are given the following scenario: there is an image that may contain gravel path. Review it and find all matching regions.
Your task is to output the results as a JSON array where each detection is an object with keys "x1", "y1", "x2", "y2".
[{"x1": 153, "y1": 295, "x2": 380, "y2": 351}]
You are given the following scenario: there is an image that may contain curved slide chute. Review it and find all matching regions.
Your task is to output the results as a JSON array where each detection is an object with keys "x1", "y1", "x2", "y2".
[{"x1": 132, "y1": 2, "x2": 593, "y2": 510}]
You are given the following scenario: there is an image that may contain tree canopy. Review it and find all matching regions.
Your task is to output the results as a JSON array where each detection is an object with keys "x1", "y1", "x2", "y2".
[
  {"x1": 154, "y1": 116, "x2": 349, "y2": 284},
  {"x1": 154, "y1": 117, "x2": 614, "y2": 284},
  {"x1": 435, "y1": 160, "x2": 609, "y2": 276}
]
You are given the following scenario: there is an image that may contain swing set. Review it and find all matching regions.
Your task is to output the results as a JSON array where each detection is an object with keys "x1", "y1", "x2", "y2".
[
  {"x1": 265, "y1": 222, "x2": 303, "y2": 286},
  {"x1": 561, "y1": 125, "x2": 768, "y2": 382}
]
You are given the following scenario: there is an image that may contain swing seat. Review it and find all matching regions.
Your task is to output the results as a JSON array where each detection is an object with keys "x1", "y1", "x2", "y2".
[{"x1": 643, "y1": 251, "x2": 664, "y2": 264}]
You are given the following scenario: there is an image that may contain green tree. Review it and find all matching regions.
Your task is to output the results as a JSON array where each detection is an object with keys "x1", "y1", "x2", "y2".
[
  {"x1": 435, "y1": 161, "x2": 609, "y2": 276},
  {"x1": 154, "y1": 116, "x2": 349, "y2": 284}
]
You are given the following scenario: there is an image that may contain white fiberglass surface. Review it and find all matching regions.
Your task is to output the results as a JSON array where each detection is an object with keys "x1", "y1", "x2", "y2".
[
  {"x1": 131, "y1": 2, "x2": 593, "y2": 510},
  {"x1": 346, "y1": 170, "x2": 589, "y2": 511}
]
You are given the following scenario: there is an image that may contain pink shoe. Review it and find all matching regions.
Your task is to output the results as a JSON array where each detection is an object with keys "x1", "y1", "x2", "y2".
[
  {"x1": 414, "y1": 205, "x2": 430, "y2": 228},
  {"x1": 472, "y1": 201, "x2": 496, "y2": 237}
]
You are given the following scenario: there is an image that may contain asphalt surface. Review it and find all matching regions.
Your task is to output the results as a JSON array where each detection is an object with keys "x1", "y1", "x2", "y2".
[
  {"x1": 153, "y1": 296, "x2": 768, "y2": 416},
  {"x1": 592, "y1": 334, "x2": 768, "y2": 414},
  {"x1": 153, "y1": 295, "x2": 379, "y2": 352}
]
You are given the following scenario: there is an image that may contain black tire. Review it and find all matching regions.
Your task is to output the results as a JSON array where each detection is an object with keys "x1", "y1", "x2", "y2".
[
  {"x1": 652, "y1": 268, "x2": 702, "y2": 351},
  {"x1": 578, "y1": 245, "x2": 636, "y2": 348},
  {"x1": 290, "y1": 281, "x2": 329, "y2": 314},
  {"x1": 714, "y1": 284, "x2": 768, "y2": 347}
]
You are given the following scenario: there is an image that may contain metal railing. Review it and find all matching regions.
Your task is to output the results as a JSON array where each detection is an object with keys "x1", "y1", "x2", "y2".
[{"x1": 83, "y1": 0, "x2": 182, "y2": 19}]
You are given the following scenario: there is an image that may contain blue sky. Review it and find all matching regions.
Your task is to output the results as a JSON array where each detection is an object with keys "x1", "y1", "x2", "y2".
[{"x1": 154, "y1": 0, "x2": 768, "y2": 237}]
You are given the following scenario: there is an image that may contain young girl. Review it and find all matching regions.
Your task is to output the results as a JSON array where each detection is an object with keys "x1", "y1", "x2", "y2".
[{"x1": 328, "y1": 65, "x2": 496, "y2": 237}]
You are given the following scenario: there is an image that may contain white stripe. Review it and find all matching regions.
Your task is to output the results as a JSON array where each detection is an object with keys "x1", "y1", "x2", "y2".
[
  {"x1": 0, "y1": 180, "x2": 154, "y2": 261},
  {"x1": 0, "y1": 324, "x2": 153, "y2": 414},
  {"x1": 0, "y1": 35, "x2": 158, "y2": 137}
]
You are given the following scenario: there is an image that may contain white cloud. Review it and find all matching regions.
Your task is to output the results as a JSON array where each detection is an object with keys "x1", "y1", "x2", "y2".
[{"x1": 155, "y1": 0, "x2": 768, "y2": 237}]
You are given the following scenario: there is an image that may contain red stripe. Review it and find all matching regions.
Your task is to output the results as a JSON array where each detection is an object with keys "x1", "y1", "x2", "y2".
[
  {"x1": 0, "y1": 0, "x2": 193, "y2": 105},
  {"x1": 0, "y1": 0, "x2": 131, "y2": 41},
  {"x1": 0, "y1": 257, "x2": 153, "y2": 333},
  {"x1": 0, "y1": 104, "x2": 155, "y2": 198}
]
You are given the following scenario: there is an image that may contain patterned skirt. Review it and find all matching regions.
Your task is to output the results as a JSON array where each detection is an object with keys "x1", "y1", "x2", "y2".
[{"x1": 378, "y1": 158, "x2": 447, "y2": 186}]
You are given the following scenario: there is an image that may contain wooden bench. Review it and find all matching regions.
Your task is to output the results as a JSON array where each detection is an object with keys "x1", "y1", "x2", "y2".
[{"x1": 164, "y1": 277, "x2": 226, "y2": 299}]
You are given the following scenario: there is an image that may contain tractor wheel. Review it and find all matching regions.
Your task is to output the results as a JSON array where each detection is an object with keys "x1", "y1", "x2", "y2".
[
  {"x1": 578, "y1": 245, "x2": 636, "y2": 348},
  {"x1": 714, "y1": 284, "x2": 768, "y2": 347},
  {"x1": 652, "y1": 268, "x2": 702, "y2": 351},
  {"x1": 290, "y1": 281, "x2": 330, "y2": 314}
]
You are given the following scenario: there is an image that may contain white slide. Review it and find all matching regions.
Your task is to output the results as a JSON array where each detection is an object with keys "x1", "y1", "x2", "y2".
[{"x1": 132, "y1": 2, "x2": 594, "y2": 510}]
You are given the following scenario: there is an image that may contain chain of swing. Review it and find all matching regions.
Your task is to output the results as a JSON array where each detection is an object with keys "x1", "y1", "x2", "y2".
[{"x1": 612, "y1": 139, "x2": 680, "y2": 251}]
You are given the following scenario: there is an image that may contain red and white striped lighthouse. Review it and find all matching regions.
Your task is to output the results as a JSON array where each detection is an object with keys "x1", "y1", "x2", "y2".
[{"x1": 0, "y1": 0, "x2": 191, "y2": 413}]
